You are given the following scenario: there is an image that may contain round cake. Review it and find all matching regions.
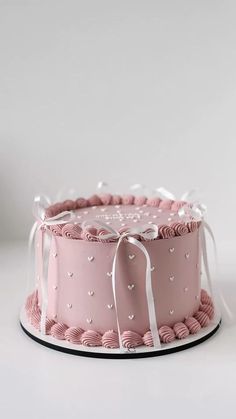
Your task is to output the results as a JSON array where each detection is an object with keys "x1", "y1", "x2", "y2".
[{"x1": 23, "y1": 193, "x2": 216, "y2": 354}]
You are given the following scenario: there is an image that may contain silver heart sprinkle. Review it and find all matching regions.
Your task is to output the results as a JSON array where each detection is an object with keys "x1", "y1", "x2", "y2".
[
  {"x1": 169, "y1": 275, "x2": 174, "y2": 282},
  {"x1": 53, "y1": 252, "x2": 57, "y2": 258},
  {"x1": 88, "y1": 291, "x2": 94, "y2": 296},
  {"x1": 53, "y1": 285, "x2": 58, "y2": 290},
  {"x1": 107, "y1": 272, "x2": 112, "y2": 277},
  {"x1": 67, "y1": 303, "x2": 72, "y2": 309},
  {"x1": 67, "y1": 272, "x2": 73, "y2": 277},
  {"x1": 88, "y1": 256, "x2": 94, "y2": 262},
  {"x1": 86, "y1": 318, "x2": 92, "y2": 324},
  {"x1": 169, "y1": 247, "x2": 175, "y2": 253},
  {"x1": 184, "y1": 287, "x2": 188, "y2": 292},
  {"x1": 128, "y1": 254, "x2": 135, "y2": 260},
  {"x1": 169, "y1": 309, "x2": 174, "y2": 315},
  {"x1": 128, "y1": 314, "x2": 135, "y2": 320},
  {"x1": 107, "y1": 304, "x2": 113, "y2": 309},
  {"x1": 128, "y1": 284, "x2": 135, "y2": 291},
  {"x1": 151, "y1": 266, "x2": 155, "y2": 272},
  {"x1": 185, "y1": 253, "x2": 190, "y2": 259}
]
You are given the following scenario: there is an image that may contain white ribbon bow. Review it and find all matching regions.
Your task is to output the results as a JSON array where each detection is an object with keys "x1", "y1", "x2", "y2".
[{"x1": 82, "y1": 220, "x2": 161, "y2": 351}]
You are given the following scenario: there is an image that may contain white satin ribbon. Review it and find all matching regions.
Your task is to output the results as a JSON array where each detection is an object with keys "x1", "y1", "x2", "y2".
[
  {"x1": 82, "y1": 221, "x2": 161, "y2": 352},
  {"x1": 28, "y1": 195, "x2": 75, "y2": 334}
]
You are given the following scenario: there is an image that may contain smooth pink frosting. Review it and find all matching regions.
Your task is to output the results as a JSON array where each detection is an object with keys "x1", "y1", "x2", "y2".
[
  {"x1": 173, "y1": 322, "x2": 190, "y2": 339},
  {"x1": 102, "y1": 330, "x2": 119, "y2": 348},
  {"x1": 122, "y1": 331, "x2": 143, "y2": 348},
  {"x1": 62, "y1": 224, "x2": 82, "y2": 239},
  {"x1": 184, "y1": 317, "x2": 201, "y2": 334},
  {"x1": 159, "y1": 326, "x2": 176, "y2": 343},
  {"x1": 171, "y1": 223, "x2": 189, "y2": 236}
]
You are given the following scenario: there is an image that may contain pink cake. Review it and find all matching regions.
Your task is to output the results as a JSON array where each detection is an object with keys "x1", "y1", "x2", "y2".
[{"x1": 25, "y1": 193, "x2": 215, "y2": 351}]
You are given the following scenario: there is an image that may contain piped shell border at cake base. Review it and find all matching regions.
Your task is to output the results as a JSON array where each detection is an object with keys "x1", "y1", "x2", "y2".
[{"x1": 24, "y1": 289, "x2": 215, "y2": 349}]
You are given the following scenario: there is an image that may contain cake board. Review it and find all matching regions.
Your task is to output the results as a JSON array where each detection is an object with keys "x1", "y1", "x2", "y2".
[{"x1": 20, "y1": 308, "x2": 221, "y2": 359}]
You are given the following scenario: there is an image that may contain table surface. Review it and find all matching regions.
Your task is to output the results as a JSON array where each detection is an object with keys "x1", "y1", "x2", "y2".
[{"x1": 1, "y1": 241, "x2": 236, "y2": 419}]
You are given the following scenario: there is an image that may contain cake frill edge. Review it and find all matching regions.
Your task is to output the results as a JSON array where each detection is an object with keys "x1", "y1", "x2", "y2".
[
  {"x1": 25, "y1": 289, "x2": 214, "y2": 349},
  {"x1": 44, "y1": 194, "x2": 201, "y2": 241}
]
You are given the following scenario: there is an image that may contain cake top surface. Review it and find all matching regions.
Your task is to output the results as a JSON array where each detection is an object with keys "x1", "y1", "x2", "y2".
[
  {"x1": 75, "y1": 204, "x2": 180, "y2": 230},
  {"x1": 42, "y1": 194, "x2": 199, "y2": 241}
]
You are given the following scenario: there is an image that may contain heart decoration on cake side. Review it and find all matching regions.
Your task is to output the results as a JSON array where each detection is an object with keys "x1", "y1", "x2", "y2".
[
  {"x1": 150, "y1": 266, "x2": 155, "y2": 272},
  {"x1": 128, "y1": 314, "x2": 135, "y2": 320},
  {"x1": 88, "y1": 256, "x2": 94, "y2": 262},
  {"x1": 88, "y1": 290, "x2": 94, "y2": 296},
  {"x1": 106, "y1": 272, "x2": 112, "y2": 277},
  {"x1": 128, "y1": 284, "x2": 135, "y2": 291},
  {"x1": 107, "y1": 304, "x2": 113, "y2": 309},
  {"x1": 128, "y1": 254, "x2": 136, "y2": 260},
  {"x1": 67, "y1": 272, "x2": 73, "y2": 278},
  {"x1": 169, "y1": 247, "x2": 175, "y2": 253}
]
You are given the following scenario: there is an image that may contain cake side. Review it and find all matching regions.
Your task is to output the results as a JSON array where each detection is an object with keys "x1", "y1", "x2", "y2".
[{"x1": 36, "y1": 228, "x2": 201, "y2": 335}]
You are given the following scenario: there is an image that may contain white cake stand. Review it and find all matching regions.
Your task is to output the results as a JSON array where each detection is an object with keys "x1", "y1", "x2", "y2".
[{"x1": 20, "y1": 308, "x2": 221, "y2": 359}]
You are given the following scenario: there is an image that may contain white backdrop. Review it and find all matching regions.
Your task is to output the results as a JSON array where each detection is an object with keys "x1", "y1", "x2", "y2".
[{"x1": 1, "y1": 0, "x2": 236, "y2": 241}]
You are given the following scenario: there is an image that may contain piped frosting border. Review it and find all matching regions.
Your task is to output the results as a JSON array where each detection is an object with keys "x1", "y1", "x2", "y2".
[
  {"x1": 25, "y1": 289, "x2": 214, "y2": 349},
  {"x1": 44, "y1": 194, "x2": 200, "y2": 242}
]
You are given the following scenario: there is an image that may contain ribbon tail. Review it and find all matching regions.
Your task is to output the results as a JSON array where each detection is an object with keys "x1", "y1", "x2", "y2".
[
  {"x1": 40, "y1": 228, "x2": 51, "y2": 334},
  {"x1": 111, "y1": 236, "x2": 125, "y2": 352},
  {"x1": 127, "y1": 237, "x2": 161, "y2": 349}
]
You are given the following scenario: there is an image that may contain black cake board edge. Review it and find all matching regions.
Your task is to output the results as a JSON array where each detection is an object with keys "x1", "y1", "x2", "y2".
[{"x1": 20, "y1": 318, "x2": 221, "y2": 360}]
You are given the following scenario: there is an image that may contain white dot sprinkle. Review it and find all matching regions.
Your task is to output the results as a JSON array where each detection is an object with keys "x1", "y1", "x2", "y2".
[{"x1": 184, "y1": 287, "x2": 188, "y2": 292}]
